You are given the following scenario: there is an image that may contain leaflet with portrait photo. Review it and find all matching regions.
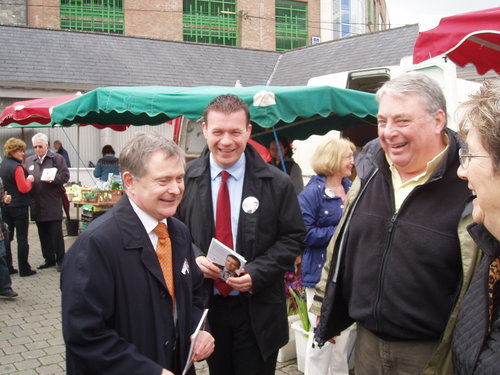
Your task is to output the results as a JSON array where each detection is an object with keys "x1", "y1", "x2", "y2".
[{"x1": 206, "y1": 238, "x2": 246, "y2": 277}]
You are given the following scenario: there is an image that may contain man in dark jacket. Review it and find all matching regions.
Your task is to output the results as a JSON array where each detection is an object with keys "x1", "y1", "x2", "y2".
[
  {"x1": 53, "y1": 140, "x2": 71, "y2": 167},
  {"x1": 312, "y1": 73, "x2": 480, "y2": 375},
  {"x1": 176, "y1": 94, "x2": 306, "y2": 375},
  {"x1": 61, "y1": 133, "x2": 214, "y2": 375},
  {"x1": 25, "y1": 133, "x2": 69, "y2": 271}
]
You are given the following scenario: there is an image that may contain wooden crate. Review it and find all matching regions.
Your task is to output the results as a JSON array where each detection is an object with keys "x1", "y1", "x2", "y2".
[
  {"x1": 81, "y1": 188, "x2": 98, "y2": 203},
  {"x1": 97, "y1": 190, "x2": 124, "y2": 205}
]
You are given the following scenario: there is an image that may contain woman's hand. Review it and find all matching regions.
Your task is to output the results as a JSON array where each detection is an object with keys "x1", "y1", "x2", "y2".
[{"x1": 3, "y1": 191, "x2": 12, "y2": 204}]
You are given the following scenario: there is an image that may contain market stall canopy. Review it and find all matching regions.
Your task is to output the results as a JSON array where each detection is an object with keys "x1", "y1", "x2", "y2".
[
  {"x1": 413, "y1": 7, "x2": 500, "y2": 75},
  {"x1": 50, "y1": 85, "x2": 378, "y2": 143},
  {"x1": 0, "y1": 93, "x2": 128, "y2": 131}
]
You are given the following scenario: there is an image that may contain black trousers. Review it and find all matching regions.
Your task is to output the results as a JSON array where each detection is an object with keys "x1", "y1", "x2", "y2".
[
  {"x1": 207, "y1": 295, "x2": 278, "y2": 375},
  {"x1": 2, "y1": 205, "x2": 31, "y2": 272},
  {"x1": 36, "y1": 220, "x2": 65, "y2": 264}
]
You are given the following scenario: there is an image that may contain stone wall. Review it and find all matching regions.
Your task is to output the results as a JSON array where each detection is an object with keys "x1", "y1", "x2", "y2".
[{"x1": 0, "y1": 0, "x2": 26, "y2": 25}]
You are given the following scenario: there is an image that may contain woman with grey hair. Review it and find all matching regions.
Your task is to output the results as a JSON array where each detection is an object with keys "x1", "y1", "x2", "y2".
[{"x1": 452, "y1": 78, "x2": 500, "y2": 375}]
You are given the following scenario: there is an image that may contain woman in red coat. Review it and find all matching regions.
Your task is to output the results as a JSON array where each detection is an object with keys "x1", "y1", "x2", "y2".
[{"x1": 0, "y1": 138, "x2": 34, "y2": 276}]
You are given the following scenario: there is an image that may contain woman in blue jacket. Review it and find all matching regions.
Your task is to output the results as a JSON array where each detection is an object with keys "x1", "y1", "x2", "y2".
[
  {"x1": 298, "y1": 137, "x2": 356, "y2": 375},
  {"x1": 93, "y1": 145, "x2": 120, "y2": 186}
]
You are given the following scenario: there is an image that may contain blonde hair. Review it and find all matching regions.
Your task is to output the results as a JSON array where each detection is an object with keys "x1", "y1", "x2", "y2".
[
  {"x1": 311, "y1": 137, "x2": 355, "y2": 176},
  {"x1": 3, "y1": 138, "x2": 26, "y2": 157}
]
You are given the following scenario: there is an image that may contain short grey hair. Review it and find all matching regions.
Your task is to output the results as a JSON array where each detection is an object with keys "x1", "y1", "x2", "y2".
[
  {"x1": 119, "y1": 132, "x2": 185, "y2": 179},
  {"x1": 376, "y1": 72, "x2": 447, "y2": 125},
  {"x1": 32, "y1": 133, "x2": 49, "y2": 145}
]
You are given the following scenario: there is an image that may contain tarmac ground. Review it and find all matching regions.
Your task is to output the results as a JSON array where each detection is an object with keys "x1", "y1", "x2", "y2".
[{"x1": 0, "y1": 223, "x2": 302, "y2": 374}]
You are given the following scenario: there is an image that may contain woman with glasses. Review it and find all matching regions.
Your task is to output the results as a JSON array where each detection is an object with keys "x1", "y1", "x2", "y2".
[
  {"x1": 452, "y1": 78, "x2": 500, "y2": 375},
  {"x1": 0, "y1": 138, "x2": 35, "y2": 276},
  {"x1": 298, "y1": 137, "x2": 357, "y2": 375}
]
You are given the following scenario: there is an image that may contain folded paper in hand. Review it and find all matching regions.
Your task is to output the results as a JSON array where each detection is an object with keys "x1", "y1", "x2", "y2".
[
  {"x1": 207, "y1": 238, "x2": 247, "y2": 279},
  {"x1": 41, "y1": 167, "x2": 57, "y2": 181}
]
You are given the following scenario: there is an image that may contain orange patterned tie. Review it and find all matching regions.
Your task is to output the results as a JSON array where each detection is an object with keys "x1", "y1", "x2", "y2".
[{"x1": 154, "y1": 223, "x2": 175, "y2": 300}]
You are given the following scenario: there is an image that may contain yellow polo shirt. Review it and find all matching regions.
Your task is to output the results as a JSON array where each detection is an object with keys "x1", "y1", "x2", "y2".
[{"x1": 389, "y1": 140, "x2": 449, "y2": 212}]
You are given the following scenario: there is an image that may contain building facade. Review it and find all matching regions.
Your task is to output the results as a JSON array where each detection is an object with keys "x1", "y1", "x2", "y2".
[{"x1": 1, "y1": 0, "x2": 387, "y2": 51}]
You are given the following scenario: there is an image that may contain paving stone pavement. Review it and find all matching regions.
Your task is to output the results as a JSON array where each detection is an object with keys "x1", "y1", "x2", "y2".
[{"x1": 1, "y1": 223, "x2": 302, "y2": 375}]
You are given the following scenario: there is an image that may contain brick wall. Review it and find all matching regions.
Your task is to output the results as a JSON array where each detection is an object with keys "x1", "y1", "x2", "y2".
[
  {"x1": 19, "y1": 0, "x2": 328, "y2": 51},
  {"x1": 239, "y1": 0, "x2": 275, "y2": 51},
  {"x1": 28, "y1": 0, "x2": 60, "y2": 29},
  {"x1": 125, "y1": 0, "x2": 183, "y2": 41}
]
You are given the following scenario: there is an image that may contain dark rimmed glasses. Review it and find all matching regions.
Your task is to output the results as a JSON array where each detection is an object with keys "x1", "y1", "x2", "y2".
[{"x1": 458, "y1": 148, "x2": 490, "y2": 168}]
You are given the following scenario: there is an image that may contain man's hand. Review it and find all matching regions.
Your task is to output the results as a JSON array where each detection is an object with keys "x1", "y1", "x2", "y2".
[
  {"x1": 226, "y1": 271, "x2": 252, "y2": 292},
  {"x1": 195, "y1": 256, "x2": 222, "y2": 280},
  {"x1": 315, "y1": 316, "x2": 338, "y2": 344},
  {"x1": 191, "y1": 330, "x2": 215, "y2": 362},
  {"x1": 161, "y1": 369, "x2": 174, "y2": 375}
]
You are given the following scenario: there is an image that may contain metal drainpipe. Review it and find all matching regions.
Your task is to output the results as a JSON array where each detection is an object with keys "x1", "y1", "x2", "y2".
[{"x1": 25, "y1": 0, "x2": 28, "y2": 25}]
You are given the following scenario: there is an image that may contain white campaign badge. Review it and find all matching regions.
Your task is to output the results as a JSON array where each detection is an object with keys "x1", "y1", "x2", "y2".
[
  {"x1": 29, "y1": 165, "x2": 34, "y2": 171},
  {"x1": 242, "y1": 196, "x2": 259, "y2": 214},
  {"x1": 181, "y1": 259, "x2": 190, "y2": 275}
]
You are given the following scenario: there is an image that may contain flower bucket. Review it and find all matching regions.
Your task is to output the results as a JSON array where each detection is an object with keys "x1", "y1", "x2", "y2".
[
  {"x1": 291, "y1": 319, "x2": 309, "y2": 372},
  {"x1": 277, "y1": 314, "x2": 300, "y2": 362}
]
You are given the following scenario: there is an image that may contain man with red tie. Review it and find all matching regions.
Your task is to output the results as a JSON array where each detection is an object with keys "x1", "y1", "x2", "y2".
[
  {"x1": 61, "y1": 133, "x2": 214, "y2": 375},
  {"x1": 176, "y1": 94, "x2": 306, "y2": 375}
]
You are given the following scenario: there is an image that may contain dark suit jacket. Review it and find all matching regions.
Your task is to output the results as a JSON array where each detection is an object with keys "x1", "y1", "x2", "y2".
[
  {"x1": 61, "y1": 195, "x2": 204, "y2": 375},
  {"x1": 176, "y1": 145, "x2": 306, "y2": 360}
]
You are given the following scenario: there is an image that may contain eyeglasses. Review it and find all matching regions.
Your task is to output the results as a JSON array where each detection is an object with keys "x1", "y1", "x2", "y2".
[{"x1": 458, "y1": 148, "x2": 490, "y2": 169}]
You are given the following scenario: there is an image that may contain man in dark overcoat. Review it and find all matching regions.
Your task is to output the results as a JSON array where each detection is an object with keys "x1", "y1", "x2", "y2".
[
  {"x1": 61, "y1": 133, "x2": 214, "y2": 375},
  {"x1": 25, "y1": 133, "x2": 69, "y2": 270},
  {"x1": 176, "y1": 94, "x2": 306, "y2": 375}
]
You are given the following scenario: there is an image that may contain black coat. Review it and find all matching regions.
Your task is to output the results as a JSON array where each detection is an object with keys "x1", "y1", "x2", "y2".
[
  {"x1": 176, "y1": 144, "x2": 306, "y2": 360},
  {"x1": 453, "y1": 223, "x2": 500, "y2": 375},
  {"x1": 25, "y1": 151, "x2": 69, "y2": 222},
  {"x1": 61, "y1": 195, "x2": 205, "y2": 374}
]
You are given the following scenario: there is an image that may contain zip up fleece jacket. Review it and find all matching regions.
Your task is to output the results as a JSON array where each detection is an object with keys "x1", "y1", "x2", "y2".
[{"x1": 311, "y1": 129, "x2": 481, "y2": 375}]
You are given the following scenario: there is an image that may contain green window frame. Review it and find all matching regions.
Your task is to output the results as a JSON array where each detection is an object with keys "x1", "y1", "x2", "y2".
[
  {"x1": 183, "y1": 0, "x2": 237, "y2": 46},
  {"x1": 276, "y1": 0, "x2": 308, "y2": 51},
  {"x1": 60, "y1": 0, "x2": 124, "y2": 34}
]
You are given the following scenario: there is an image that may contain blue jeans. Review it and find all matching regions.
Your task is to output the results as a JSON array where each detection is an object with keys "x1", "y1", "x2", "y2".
[{"x1": 0, "y1": 239, "x2": 13, "y2": 293}]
